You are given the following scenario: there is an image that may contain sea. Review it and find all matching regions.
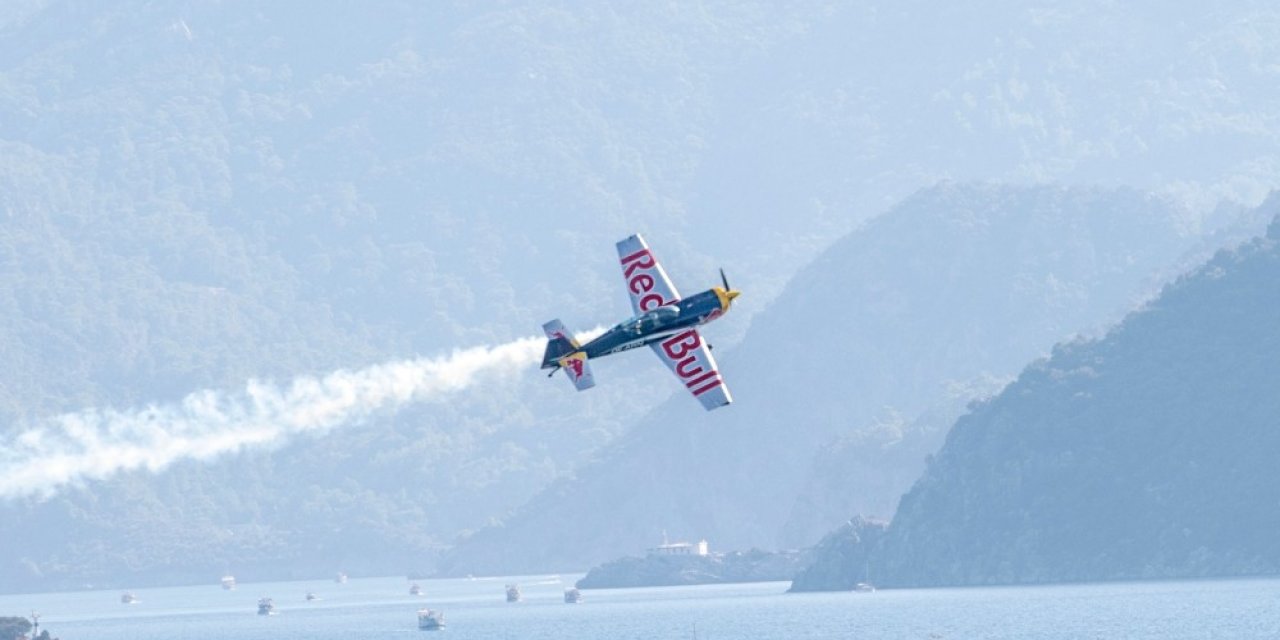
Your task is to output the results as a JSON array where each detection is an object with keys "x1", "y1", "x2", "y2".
[{"x1": 3, "y1": 573, "x2": 1280, "y2": 640}]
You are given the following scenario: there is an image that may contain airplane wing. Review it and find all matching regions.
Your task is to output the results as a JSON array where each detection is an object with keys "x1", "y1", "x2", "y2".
[
  {"x1": 617, "y1": 234, "x2": 731, "y2": 410},
  {"x1": 616, "y1": 234, "x2": 682, "y2": 314},
  {"x1": 650, "y1": 329, "x2": 733, "y2": 411}
]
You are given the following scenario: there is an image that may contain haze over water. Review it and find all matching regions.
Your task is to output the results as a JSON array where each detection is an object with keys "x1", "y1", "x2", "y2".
[{"x1": 5, "y1": 575, "x2": 1280, "y2": 639}]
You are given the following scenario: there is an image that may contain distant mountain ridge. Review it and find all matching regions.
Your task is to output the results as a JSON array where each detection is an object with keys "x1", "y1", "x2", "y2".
[
  {"x1": 440, "y1": 183, "x2": 1242, "y2": 576},
  {"x1": 792, "y1": 200, "x2": 1280, "y2": 590}
]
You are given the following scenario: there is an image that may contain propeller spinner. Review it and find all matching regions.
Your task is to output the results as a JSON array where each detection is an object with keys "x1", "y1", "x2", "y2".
[{"x1": 714, "y1": 268, "x2": 741, "y2": 309}]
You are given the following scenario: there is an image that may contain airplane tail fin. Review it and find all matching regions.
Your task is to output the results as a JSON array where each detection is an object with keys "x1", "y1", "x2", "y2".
[
  {"x1": 542, "y1": 319, "x2": 595, "y2": 391},
  {"x1": 541, "y1": 319, "x2": 580, "y2": 367}
]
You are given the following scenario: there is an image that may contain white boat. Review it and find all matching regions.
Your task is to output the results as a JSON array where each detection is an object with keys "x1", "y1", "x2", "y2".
[
  {"x1": 417, "y1": 608, "x2": 445, "y2": 630},
  {"x1": 120, "y1": 592, "x2": 138, "y2": 604},
  {"x1": 564, "y1": 587, "x2": 583, "y2": 603},
  {"x1": 505, "y1": 583, "x2": 521, "y2": 602},
  {"x1": 854, "y1": 582, "x2": 876, "y2": 593},
  {"x1": 257, "y1": 597, "x2": 276, "y2": 615},
  {"x1": 221, "y1": 575, "x2": 236, "y2": 590},
  {"x1": 335, "y1": 571, "x2": 348, "y2": 584},
  {"x1": 409, "y1": 582, "x2": 423, "y2": 596}
]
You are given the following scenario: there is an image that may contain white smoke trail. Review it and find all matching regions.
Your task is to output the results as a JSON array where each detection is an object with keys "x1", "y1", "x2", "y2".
[{"x1": 0, "y1": 333, "x2": 573, "y2": 500}]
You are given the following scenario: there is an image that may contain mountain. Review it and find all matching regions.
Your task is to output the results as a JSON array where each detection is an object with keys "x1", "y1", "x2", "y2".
[
  {"x1": 791, "y1": 201, "x2": 1280, "y2": 590},
  {"x1": 778, "y1": 193, "x2": 1278, "y2": 551},
  {"x1": 440, "y1": 183, "x2": 1236, "y2": 576},
  {"x1": 776, "y1": 377, "x2": 1005, "y2": 550},
  {"x1": 2, "y1": 0, "x2": 1280, "y2": 592}
]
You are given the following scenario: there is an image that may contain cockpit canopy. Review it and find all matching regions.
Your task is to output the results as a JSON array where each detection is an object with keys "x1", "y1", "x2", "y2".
[{"x1": 618, "y1": 305, "x2": 680, "y2": 334}]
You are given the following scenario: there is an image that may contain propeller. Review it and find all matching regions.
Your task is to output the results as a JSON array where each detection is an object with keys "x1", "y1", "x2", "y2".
[{"x1": 717, "y1": 268, "x2": 741, "y2": 306}]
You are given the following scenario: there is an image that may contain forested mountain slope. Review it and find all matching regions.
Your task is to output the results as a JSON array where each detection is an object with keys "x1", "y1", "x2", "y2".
[{"x1": 792, "y1": 203, "x2": 1280, "y2": 590}]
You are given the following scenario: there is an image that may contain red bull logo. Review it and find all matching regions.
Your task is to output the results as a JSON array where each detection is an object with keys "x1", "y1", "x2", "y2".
[
  {"x1": 621, "y1": 248, "x2": 673, "y2": 311},
  {"x1": 560, "y1": 353, "x2": 586, "y2": 380},
  {"x1": 659, "y1": 330, "x2": 722, "y2": 397}
]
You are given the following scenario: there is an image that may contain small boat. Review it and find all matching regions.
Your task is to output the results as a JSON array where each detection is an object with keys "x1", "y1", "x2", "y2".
[
  {"x1": 305, "y1": 592, "x2": 319, "y2": 601},
  {"x1": 257, "y1": 597, "x2": 276, "y2": 615},
  {"x1": 417, "y1": 608, "x2": 445, "y2": 630},
  {"x1": 563, "y1": 587, "x2": 583, "y2": 604},
  {"x1": 335, "y1": 571, "x2": 348, "y2": 584},
  {"x1": 409, "y1": 582, "x2": 423, "y2": 596},
  {"x1": 221, "y1": 575, "x2": 237, "y2": 590},
  {"x1": 505, "y1": 583, "x2": 521, "y2": 603},
  {"x1": 120, "y1": 592, "x2": 138, "y2": 604},
  {"x1": 854, "y1": 582, "x2": 876, "y2": 593}
]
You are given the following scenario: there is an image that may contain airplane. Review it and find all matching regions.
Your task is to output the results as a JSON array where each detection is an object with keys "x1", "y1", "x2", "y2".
[{"x1": 541, "y1": 234, "x2": 740, "y2": 411}]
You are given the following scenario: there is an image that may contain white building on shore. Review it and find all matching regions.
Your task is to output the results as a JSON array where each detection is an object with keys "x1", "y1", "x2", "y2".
[{"x1": 647, "y1": 532, "x2": 709, "y2": 557}]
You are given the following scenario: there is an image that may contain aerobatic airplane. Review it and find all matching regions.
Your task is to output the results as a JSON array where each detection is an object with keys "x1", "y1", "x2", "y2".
[{"x1": 541, "y1": 234, "x2": 740, "y2": 410}]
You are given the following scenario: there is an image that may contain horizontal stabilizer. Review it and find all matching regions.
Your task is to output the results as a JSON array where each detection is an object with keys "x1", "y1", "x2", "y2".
[
  {"x1": 542, "y1": 318, "x2": 596, "y2": 391},
  {"x1": 557, "y1": 351, "x2": 596, "y2": 391}
]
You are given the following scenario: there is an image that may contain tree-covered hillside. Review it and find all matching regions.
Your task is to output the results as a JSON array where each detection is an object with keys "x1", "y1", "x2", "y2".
[
  {"x1": 2, "y1": 0, "x2": 1279, "y2": 592},
  {"x1": 792, "y1": 203, "x2": 1280, "y2": 590}
]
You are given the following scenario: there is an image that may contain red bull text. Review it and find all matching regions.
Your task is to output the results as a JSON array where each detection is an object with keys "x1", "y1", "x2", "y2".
[
  {"x1": 659, "y1": 330, "x2": 722, "y2": 397},
  {"x1": 621, "y1": 248, "x2": 672, "y2": 311}
]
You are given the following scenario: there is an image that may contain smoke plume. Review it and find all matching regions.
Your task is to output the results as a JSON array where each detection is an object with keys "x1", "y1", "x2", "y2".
[{"x1": 0, "y1": 335, "x2": 558, "y2": 500}]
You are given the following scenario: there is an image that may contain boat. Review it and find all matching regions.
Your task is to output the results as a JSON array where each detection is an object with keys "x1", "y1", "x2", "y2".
[
  {"x1": 257, "y1": 597, "x2": 276, "y2": 615},
  {"x1": 417, "y1": 608, "x2": 445, "y2": 630},
  {"x1": 221, "y1": 575, "x2": 237, "y2": 590},
  {"x1": 505, "y1": 583, "x2": 521, "y2": 602},
  {"x1": 335, "y1": 571, "x2": 348, "y2": 584},
  {"x1": 409, "y1": 582, "x2": 423, "y2": 596},
  {"x1": 120, "y1": 592, "x2": 138, "y2": 604},
  {"x1": 854, "y1": 582, "x2": 876, "y2": 593},
  {"x1": 563, "y1": 587, "x2": 583, "y2": 604},
  {"x1": 305, "y1": 592, "x2": 319, "y2": 601}
]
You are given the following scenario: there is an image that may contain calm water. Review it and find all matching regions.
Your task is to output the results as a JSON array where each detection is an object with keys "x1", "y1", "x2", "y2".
[{"x1": 4, "y1": 574, "x2": 1280, "y2": 639}]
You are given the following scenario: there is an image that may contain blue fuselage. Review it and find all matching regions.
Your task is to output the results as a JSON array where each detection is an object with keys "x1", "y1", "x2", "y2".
[{"x1": 577, "y1": 289, "x2": 727, "y2": 361}]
